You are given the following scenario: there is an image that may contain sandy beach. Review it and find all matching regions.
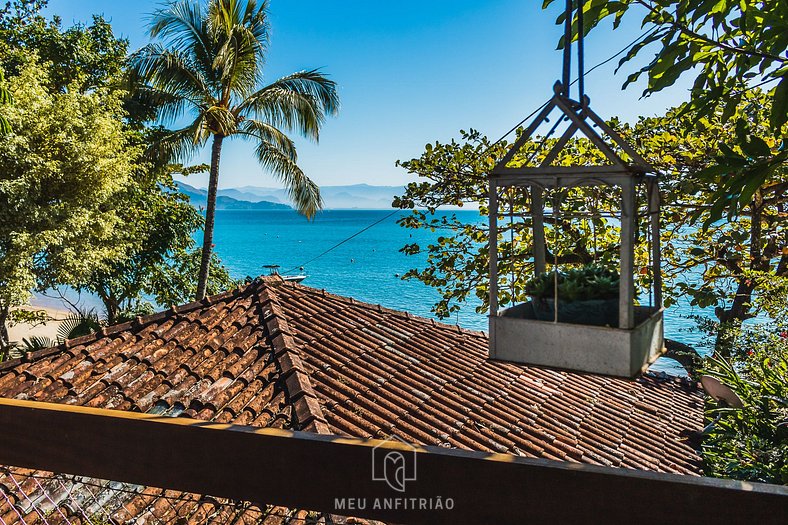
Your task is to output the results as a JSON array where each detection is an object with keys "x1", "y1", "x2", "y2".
[{"x1": 7, "y1": 305, "x2": 71, "y2": 347}]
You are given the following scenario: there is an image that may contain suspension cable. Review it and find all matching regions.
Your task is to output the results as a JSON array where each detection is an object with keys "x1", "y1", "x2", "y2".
[
  {"x1": 578, "y1": 0, "x2": 586, "y2": 104},
  {"x1": 283, "y1": 209, "x2": 400, "y2": 274},
  {"x1": 509, "y1": 189, "x2": 516, "y2": 306},
  {"x1": 562, "y1": 0, "x2": 572, "y2": 96},
  {"x1": 482, "y1": 25, "x2": 656, "y2": 158}
]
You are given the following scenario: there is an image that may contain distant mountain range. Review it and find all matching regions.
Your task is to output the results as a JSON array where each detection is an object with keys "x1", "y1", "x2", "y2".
[
  {"x1": 176, "y1": 181, "x2": 404, "y2": 210},
  {"x1": 176, "y1": 182, "x2": 291, "y2": 210}
]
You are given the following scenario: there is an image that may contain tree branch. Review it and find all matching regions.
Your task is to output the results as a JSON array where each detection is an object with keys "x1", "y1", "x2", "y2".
[{"x1": 634, "y1": 0, "x2": 788, "y2": 63}]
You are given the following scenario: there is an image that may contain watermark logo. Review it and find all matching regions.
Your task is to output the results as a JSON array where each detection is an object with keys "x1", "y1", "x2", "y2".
[
  {"x1": 333, "y1": 435, "x2": 454, "y2": 513},
  {"x1": 371, "y1": 435, "x2": 417, "y2": 492}
]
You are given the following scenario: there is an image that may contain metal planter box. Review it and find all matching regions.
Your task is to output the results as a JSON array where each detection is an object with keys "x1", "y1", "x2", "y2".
[{"x1": 489, "y1": 303, "x2": 665, "y2": 378}]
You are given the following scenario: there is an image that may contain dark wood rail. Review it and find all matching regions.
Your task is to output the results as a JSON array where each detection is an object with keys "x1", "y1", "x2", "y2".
[{"x1": 0, "y1": 398, "x2": 785, "y2": 524}]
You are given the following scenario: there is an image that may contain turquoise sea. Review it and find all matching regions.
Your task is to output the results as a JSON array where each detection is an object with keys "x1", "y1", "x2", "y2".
[
  {"x1": 36, "y1": 209, "x2": 715, "y2": 375},
  {"x1": 211, "y1": 209, "x2": 478, "y2": 325}
]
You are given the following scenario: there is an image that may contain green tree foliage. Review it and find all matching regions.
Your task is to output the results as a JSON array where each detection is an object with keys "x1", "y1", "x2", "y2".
[
  {"x1": 700, "y1": 332, "x2": 788, "y2": 484},
  {"x1": 542, "y1": 0, "x2": 788, "y2": 224},
  {"x1": 73, "y1": 162, "x2": 201, "y2": 324},
  {"x1": 653, "y1": 92, "x2": 788, "y2": 350},
  {"x1": 0, "y1": 62, "x2": 139, "y2": 356},
  {"x1": 0, "y1": 0, "x2": 127, "y2": 93},
  {"x1": 148, "y1": 247, "x2": 237, "y2": 307},
  {"x1": 395, "y1": 93, "x2": 787, "y2": 354},
  {"x1": 131, "y1": 0, "x2": 340, "y2": 300},
  {"x1": 0, "y1": 69, "x2": 11, "y2": 134},
  {"x1": 0, "y1": 3, "x2": 239, "y2": 338}
]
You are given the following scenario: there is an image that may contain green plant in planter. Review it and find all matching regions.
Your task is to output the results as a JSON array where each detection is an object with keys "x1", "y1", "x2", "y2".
[
  {"x1": 525, "y1": 264, "x2": 619, "y2": 302},
  {"x1": 525, "y1": 264, "x2": 620, "y2": 325}
]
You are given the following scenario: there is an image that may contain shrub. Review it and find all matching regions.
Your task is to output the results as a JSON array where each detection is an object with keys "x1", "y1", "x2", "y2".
[{"x1": 700, "y1": 332, "x2": 788, "y2": 484}]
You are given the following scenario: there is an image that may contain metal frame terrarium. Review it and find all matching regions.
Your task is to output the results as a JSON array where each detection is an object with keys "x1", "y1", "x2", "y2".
[{"x1": 487, "y1": 0, "x2": 665, "y2": 377}]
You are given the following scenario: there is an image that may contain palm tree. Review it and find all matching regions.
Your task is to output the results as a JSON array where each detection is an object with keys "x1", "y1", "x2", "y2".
[{"x1": 131, "y1": 0, "x2": 339, "y2": 299}]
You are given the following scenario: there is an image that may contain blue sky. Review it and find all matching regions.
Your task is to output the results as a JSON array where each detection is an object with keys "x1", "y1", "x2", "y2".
[{"x1": 46, "y1": 1, "x2": 690, "y2": 189}]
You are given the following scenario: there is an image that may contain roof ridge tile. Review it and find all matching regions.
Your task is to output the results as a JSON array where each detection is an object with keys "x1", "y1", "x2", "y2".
[{"x1": 256, "y1": 283, "x2": 330, "y2": 435}]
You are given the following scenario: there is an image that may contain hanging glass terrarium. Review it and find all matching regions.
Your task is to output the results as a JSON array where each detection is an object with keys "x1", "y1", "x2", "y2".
[{"x1": 487, "y1": 0, "x2": 664, "y2": 378}]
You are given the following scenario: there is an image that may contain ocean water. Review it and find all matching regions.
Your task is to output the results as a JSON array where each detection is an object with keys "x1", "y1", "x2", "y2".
[
  {"x1": 211, "y1": 209, "x2": 472, "y2": 325},
  {"x1": 35, "y1": 209, "x2": 713, "y2": 374}
]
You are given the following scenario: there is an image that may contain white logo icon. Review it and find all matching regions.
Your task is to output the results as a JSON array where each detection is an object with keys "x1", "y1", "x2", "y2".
[{"x1": 371, "y1": 435, "x2": 417, "y2": 492}]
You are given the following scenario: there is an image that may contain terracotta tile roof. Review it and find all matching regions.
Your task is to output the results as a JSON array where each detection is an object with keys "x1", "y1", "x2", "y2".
[
  {"x1": 0, "y1": 278, "x2": 704, "y2": 522},
  {"x1": 272, "y1": 281, "x2": 703, "y2": 474}
]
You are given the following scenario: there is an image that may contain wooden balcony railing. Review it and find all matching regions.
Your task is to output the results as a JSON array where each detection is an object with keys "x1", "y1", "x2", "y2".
[{"x1": 0, "y1": 398, "x2": 785, "y2": 524}]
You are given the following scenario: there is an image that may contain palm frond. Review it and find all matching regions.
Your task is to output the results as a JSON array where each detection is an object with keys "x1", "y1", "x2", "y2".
[
  {"x1": 208, "y1": 0, "x2": 269, "y2": 58},
  {"x1": 127, "y1": 84, "x2": 190, "y2": 124},
  {"x1": 148, "y1": 119, "x2": 211, "y2": 164},
  {"x1": 243, "y1": 0, "x2": 271, "y2": 51},
  {"x1": 239, "y1": 119, "x2": 297, "y2": 160},
  {"x1": 56, "y1": 310, "x2": 102, "y2": 342},
  {"x1": 149, "y1": 0, "x2": 207, "y2": 56},
  {"x1": 21, "y1": 336, "x2": 56, "y2": 351},
  {"x1": 129, "y1": 45, "x2": 213, "y2": 120},
  {"x1": 243, "y1": 0, "x2": 270, "y2": 54},
  {"x1": 254, "y1": 140, "x2": 322, "y2": 218},
  {"x1": 236, "y1": 70, "x2": 339, "y2": 141},
  {"x1": 148, "y1": 0, "x2": 219, "y2": 86},
  {"x1": 207, "y1": 0, "x2": 269, "y2": 99},
  {"x1": 213, "y1": 27, "x2": 261, "y2": 97}
]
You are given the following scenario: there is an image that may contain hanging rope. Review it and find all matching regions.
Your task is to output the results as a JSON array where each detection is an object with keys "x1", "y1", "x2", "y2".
[
  {"x1": 592, "y1": 188, "x2": 598, "y2": 262},
  {"x1": 509, "y1": 189, "x2": 516, "y2": 306},
  {"x1": 561, "y1": 0, "x2": 587, "y2": 101},
  {"x1": 647, "y1": 202, "x2": 653, "y2": 308},
  {"x1": 562, "y1": 0, "x2": 572, "y2": 96},
  {"x1": 578, "y1": 0, "x2": 586, "y2": 104},
  {"x1": 553, "y1": 186, "x2": 561, "y2": 323}
]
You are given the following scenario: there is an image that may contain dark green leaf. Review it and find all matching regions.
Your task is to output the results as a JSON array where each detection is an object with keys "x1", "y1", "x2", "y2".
[{"x1": 770, "y1": 75, "x2": 788, "y2": 132}]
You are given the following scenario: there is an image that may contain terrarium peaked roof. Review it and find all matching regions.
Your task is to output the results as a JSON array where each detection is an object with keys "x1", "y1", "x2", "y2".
[
  {"x1": 0, "y1": 277, "x2": 702, "y2": 523},
  {"x1": 492, "y1": 83, "x2": 654, "y2": 183}
]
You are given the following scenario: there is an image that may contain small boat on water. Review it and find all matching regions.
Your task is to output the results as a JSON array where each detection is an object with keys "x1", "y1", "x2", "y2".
[{"x1": 263, "y1": 264, "x2": 307, "y2": 283}]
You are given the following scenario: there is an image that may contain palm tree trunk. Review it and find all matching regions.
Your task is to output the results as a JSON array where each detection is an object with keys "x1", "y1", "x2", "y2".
[{"x1": 196, "y1": 134, "x2": 224, "y2": 300}]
